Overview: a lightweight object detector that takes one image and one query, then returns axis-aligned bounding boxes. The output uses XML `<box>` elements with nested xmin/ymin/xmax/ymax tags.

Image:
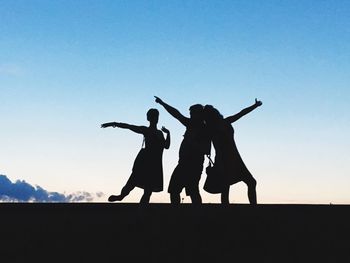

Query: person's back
<box><xmin>144</xmin><ymin>127</ymin><xmax>167</xmax><ymax>156</ymax></box>
<box><xmin>179</xmin><ymin>119</ymin><xmax>209</xmax><ymax>162</ymax></box>
<box><xmin>211</xmin><ymin>119</ymin><xmax>238</xmax><ymax>164</ymax></box>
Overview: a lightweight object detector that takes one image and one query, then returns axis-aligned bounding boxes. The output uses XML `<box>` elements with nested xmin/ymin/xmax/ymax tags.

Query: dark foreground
<box><xmin>0</xmin><ymin>203</ymin><xmax>349</xmax><ymax>262</ymax></box>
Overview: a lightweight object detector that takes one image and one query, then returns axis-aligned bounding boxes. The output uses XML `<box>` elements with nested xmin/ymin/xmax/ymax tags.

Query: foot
<box><xmin>108</xmin><ymin>195</ymin><xmax>123</xmax><ymax>202</ymax></box>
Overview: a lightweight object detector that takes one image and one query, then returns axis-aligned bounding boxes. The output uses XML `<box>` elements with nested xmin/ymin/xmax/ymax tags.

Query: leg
<box><xmin>108</xmin><ymin>178</ymin><xmax>135</xmax><ymax>202</ymax></box>
<box><xmin>189</xmin><ymin>186</ymin><xmax>202</xmax><ymax>204</ymax></box>
<box><xmin>221</xmin><ymin>185</ymin><xmax>230</xmax><ymax>205</ymax></box>
<box><xmin>244</xmin><ymin>176</ymin><xmax>257</xmax><ymax>205</ymax></box>
<box><xmin>187</xmin><ymin>162</ymin><xmax>203</xmax><ymax>205</ymax></box>
<box><xmin>140</xmin><ymin>189</ymin><xmax>152</xmax><ymax>204</ymax></box>
<box><xmin>170</xmin><ymin>192</ymin><xmax>181</xmax><ymax>204</ymax></box>
<box><xmin>190</xmin><ymin>192</ymin><xmax>202</xmax><ymax>204</ymax></box>
<box><xmin>168</xmin><ymin>165</ymin><xmax>183</xmax><ymax>204</ymax></box>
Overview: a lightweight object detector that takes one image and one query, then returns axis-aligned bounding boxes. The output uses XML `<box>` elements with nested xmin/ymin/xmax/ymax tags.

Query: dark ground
<box><xmin>0</xmin><ymin>203</ymin><xmax>349</xmax><ymax>262</ymax></box>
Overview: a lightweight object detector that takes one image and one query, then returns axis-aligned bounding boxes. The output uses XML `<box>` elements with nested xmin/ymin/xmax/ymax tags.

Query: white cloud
<box><xmin>0</xmin><ymin>174</ymin><xmax>105</xmax><ymax>202</ymax></box>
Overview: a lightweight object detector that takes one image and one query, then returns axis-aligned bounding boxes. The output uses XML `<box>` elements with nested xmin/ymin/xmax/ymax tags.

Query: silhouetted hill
<box><xmin>0</xmin><ymin>203</ymin><xmax>349</xmax><ymax>262</ymax></box>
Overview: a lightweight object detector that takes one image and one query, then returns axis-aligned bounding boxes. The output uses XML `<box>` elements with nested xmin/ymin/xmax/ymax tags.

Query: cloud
<box><xmin>0</xmin><ymin>174</ymin><xmax>104</xmax><ymax>202</ymax></box>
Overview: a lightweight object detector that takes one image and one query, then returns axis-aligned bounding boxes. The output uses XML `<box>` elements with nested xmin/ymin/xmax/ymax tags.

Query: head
<box><xmin>203</xmin><ymin>105</ymin><xmax>223</xmax><ymax>125</ymax></box>
<box><xmin>189</xmin><ymin>104</ymin><xmax>204</xmax><ymax>121</ymax></box>
<box><xmin>147</xmin><ymin>108</ymin><xmax>159</xmax><ymax>124</ymax></box>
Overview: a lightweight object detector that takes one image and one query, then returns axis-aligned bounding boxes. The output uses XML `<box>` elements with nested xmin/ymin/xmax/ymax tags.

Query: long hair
<box><xmin>204</xmin><ymin>105</ymin><xmax>223</xmax><ymax>121</ymax></box>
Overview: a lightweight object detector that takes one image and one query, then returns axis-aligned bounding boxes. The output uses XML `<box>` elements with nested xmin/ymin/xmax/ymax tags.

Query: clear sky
<box><xmin>1</xmin><ymin>0</ymin><xmax>349</xmax><ymax>203</ymax></box>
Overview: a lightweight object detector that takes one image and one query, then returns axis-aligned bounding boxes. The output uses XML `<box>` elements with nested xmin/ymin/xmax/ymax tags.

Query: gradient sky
<box><xmin>1</xmin><ymin>0</ymin><xmax>349</xmax><ymax>203</ymax></box>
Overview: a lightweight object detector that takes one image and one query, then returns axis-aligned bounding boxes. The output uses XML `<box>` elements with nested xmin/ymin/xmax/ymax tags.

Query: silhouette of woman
<box><xmin>101</xmin><ymin>109</ymin><xmax>170</xmax><ymax>204</ymax></box>
<box><xmin>203</xmin><ymin>99</ymin><xmax>262</xmax><ymax>204</ymax></box>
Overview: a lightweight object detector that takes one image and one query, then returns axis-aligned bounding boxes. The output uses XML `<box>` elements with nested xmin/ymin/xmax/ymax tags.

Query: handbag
<box><xmin>203</xmin><ymin>155</ymin><xmax>225</xmax><ymax>194</ymax></box>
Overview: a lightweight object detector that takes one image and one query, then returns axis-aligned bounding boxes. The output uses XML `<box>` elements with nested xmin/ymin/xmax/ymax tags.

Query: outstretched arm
<box><xmin>161</xmin><ymin>126</ymin><xmax>171</xmax><ymax>149</ymax></box>
<box><xmin>101</xmin><ymin>122</ymin><xmax>118</xmax><ymax>128</ymax></box>
<box><xmin>155</xmin><ymin>96</ymin><xmax>189</xmax><ymax>126</ymax></box>
<box><xmin>101</xmin><ymin>122</ymin><xmax>145</xmax><ymax>134</ymax></box>
<box><xmin>225</xmin><ymin>99</ymin><xmax>262</xmax><ymax>123</ymax></box>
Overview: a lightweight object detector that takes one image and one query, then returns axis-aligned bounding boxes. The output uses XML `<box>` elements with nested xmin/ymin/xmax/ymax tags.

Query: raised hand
<box><xmin>161</xmin><ymin>126</ymin><xmax>170</xmax><ymax>134</ymax></box>
<box><xmin>154</xmin><ymin>96</ymin><xmax>163</xmax><ymax>104</ymax></box>
<box><xmin>255</xmin><ymin>98</ymin><xmax>262</xmax><ymax>107</ymax></box>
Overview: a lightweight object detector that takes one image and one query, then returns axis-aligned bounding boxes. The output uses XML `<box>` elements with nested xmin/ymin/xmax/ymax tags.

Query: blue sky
<box><xmin>1</xmin><ymin>0</ymin><xmax>349</xmax><ymax>203</ymax></box>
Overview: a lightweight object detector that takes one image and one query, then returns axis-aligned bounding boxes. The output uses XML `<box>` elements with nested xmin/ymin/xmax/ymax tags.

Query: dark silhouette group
<box><xmin>101</xmin><ymin>97</ymin><xmax>262</xmax><ymax>205</ymax></box>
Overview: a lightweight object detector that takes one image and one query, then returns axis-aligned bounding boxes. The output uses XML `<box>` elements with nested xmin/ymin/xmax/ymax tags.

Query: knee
<box><xmin>246</xmin><ymin>177</ymin><xmax>257</xmax><ymax>188</ymax></box>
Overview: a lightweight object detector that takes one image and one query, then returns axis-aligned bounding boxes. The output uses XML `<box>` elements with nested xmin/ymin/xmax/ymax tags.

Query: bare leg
<box><xmin>244</xmin><ymin>176</ymin><xmax>257</xmax><ymax>205</ymax></box>
<box><xmin>140</xmin><ymin>189</ymin><xmax>152</xmax><ymax>204</ymax></box>
<box><xmin>190</xmin><ymin>189</ymin><xmax>202</xmax><ymax>204</ymax></box>
<box><xmin>221</xmin><ymin>186</ymin><xmax>230</xmax><ymax>205</ymax></box>
<box><xmin>108</xmin><ymin>180</ymin><xmax>135</xmax><ymax>202</ymax></box>
<box><xmin>170</xmin><ymin>193</ymin><xmax>181</xmax><ymax>204</ymax></box>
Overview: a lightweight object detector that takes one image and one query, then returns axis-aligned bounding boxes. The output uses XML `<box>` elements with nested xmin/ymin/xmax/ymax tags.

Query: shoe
<box><xmin>108</xmin><ymin>195</ymin><xmax>122</xmax><ymax>202</ymax></box>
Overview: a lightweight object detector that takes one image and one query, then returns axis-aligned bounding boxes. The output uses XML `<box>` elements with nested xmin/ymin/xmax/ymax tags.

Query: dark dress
<box><xmin>209</xmin><ymin>119</ymin><xmax>253</xmax><ymax>190</ymax></box>
<box><xmin>129</xmin><ymin>127</ymin><xmax>166</xmax><ymax>192</ymax></box>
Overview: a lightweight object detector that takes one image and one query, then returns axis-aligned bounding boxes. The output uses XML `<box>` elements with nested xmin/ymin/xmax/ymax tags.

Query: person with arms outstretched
<box><xmin>203</xmin><ymin>99</ymin><xmax>262</xmax><ymax>204</ymax></box>
<box><xmin>155</xmin><ymin>96</ymin><xmax>210</xmax><ymax>204</ymax></box>
<box><xmin>101</xmin><ymin>108</ymin><xmax>170</xmax><ymax>204</ymax></box>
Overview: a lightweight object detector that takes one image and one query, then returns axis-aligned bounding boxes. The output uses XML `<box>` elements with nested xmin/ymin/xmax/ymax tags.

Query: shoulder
<box><xmin>157</xmin><ymin>129</ymin><xmax>165</xmax><ymax>138</ymax></box>
<box><xmin>223</xmin><ymin>117</ymin><xmax>231</xmax><ymax>123</ymax></box>
<box><xmin>138</xmin><ymin>126</ymin><xmax>148</xmax><ymax>133</ymax></box>
<box><xmin>222</xmin><ymin>118</ymin><xmax>232</xmax><ymax>127</ymax></box>
<box><xmin>181</xmin><ymin>117</ymin><xmax>190</xmax><ymax>127</ymax></box>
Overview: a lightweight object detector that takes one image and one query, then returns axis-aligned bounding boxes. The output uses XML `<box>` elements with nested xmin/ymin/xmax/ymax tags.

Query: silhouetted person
<box><xmin>203</xmin><ymin>99</ymin><xmax>262</xmax><ymax>205</ymax></box>
<box><xmin>101</xmin><ymin>109</ymin><xmax>170</xmax><ymax>204</ymax></box>
<box><xmin>155</xmin><ymin>96</ymin><xmax>210</xmax><ymax>204</ymax></box>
